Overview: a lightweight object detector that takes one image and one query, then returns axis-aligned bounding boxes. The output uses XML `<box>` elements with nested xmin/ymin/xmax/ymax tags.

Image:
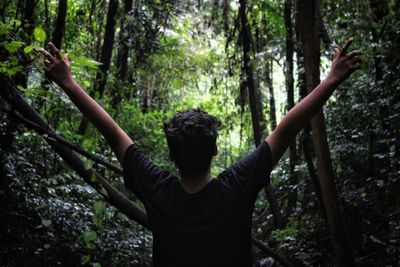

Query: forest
<box><xmin>0</xmin><ymin>0</ymin><xmax>399</xmax><ymax>266</ymax></box>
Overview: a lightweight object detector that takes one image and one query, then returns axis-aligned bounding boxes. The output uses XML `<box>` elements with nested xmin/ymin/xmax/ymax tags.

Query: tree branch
<box><xmin>11</xmin><ymin>111</ymin><xmax>123</xmax><ymax>175</ymax></box>
<box><xmin>252</xmin><ymin>239</ymin><xmax>294</xmax><ymax>267</ymax></box>
<box><xmin>0</xmin><ymin>74</ymin><xmax>149</xmax><ymax>229</ymax></box>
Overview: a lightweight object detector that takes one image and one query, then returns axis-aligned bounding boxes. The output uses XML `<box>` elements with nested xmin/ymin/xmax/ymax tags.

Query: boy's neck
<box><xmin>180</xmin><ymin>171</ymin><xmax>212</xmax><ymax>194</ymax></box>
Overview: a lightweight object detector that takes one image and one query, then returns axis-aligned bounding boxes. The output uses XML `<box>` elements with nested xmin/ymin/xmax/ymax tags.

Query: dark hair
<box><xmin>163</xmin><ymin>108</ymin><xmax>220</xmax><ymax>176</ymax></box>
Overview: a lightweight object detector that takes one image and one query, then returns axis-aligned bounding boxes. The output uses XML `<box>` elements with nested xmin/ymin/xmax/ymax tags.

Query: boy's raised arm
<box><xmin>266</xmin><ymin>38</ymin><xmax>362</xmax><ymax>169</ymax></box>
<box><xmin>40</xmin><ymin>42</ymin><xmax>133</xmax><ymax>164</ymax></box>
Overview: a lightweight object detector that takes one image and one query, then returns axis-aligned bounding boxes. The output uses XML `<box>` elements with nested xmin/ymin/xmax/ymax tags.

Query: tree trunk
<box><xmin>294</xmin><ymin>0</ymin><xmax>325</xmax><ymax>217</ymax></box>
<box><xmin>266</xmin><ymin>58</ymin><xmax>276</xmax><ymax>132</ymax></box>
<box><xmin>112</xmin><ymin>0</ymin><xmax>133</xmax><ymax>108</ymax></box>
<box><xmin>284</xmin><ymin>0</ymin><xmax>298</xmax><ymax>215</ymax></box>
<box><xmin>239</xmin><ymin>0</ymin><xmax>263</xmax><ymax>146</ymax></box>
<box><xmin>78</xmin><ymin>0</ymin><xmax>119</xmax><ymax>134</ymax></box>
<box><xmin>239</xmin><ymin>0</ymin><xmax>284</xmax><ymax>229</ymax></box>
<box><xmin>223</xmin><ymin>0</ymin><xmax>229</xmax><ymax>34</ymax></box>
<box><xmin>368</xmin><ymin>0</ymin><xmax>391</xmax><ymax>178</ymax></box>
<box><xmin>298</xmin><ymin>1</ymin><xmax>355</xmax><ymax>266</ymax></box>
<box><xmin>44</xmin><ymin>0</ymin><xmax>50</xmax><ymax>38</ymax></box>
<box><xmin>14</xmin><ymin>0</ymin><xmax>36</xmax><ymax>88</ymax></box>
<box><xmin>51</xmin><ymin>0</ymin><xmax>67</xmax><ymax>49</ymax></box>
<box><xmin>21</xmin><ymin>0</ymin><xmax>35</xmax><ymax>43</ymax></box>
<box><xmin>116</xmin><ymin>0</ymin><xmax>133</xmax><ymax>81</ymax></box>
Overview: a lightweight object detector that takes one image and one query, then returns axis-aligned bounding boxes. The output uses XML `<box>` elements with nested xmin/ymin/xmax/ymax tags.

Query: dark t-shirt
<box><xmin>123</xmin><ymin>141</ymin><xmax>272</xmax><ymax>267</ymax></box>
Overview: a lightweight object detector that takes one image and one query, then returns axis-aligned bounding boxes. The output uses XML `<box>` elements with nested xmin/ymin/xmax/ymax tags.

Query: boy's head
<box><xmin>164</xmin><ymin>108</ymin><xmax>219</xmax><ymax>177</ymax></box>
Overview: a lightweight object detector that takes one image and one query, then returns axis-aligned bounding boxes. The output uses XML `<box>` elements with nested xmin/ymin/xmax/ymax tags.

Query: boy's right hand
<box><xmin>39</xmin><ymin>42</ymin><xmax>72</xmax><ymax>87</ymax></box>
<box><xmin>327</xmin><ymin>38</ymin><xmax>362</xmax><ymax>84</ymax></box>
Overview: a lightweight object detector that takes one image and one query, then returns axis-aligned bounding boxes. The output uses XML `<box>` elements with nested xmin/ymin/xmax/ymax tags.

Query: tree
<box><xmin>116</xmin><ymin>0</ymin><xmax>133</xmax><ymax>81</ymax></box>
<box><xmin>266</xmin><ymin>57</ymin><xmax>277</xmax><ymax>132</ymax></box>
<box><xmin>51</xmin><ymin>0</ymin><xmax>67</xmax><ymax>49</ymax></box>
<box><xmin>298</xmin><ymin>0</ymin><xmax>355</xmax><ymax>265</ymax></box>
<box><xmin>239</xmin><ymin>0</ymin><xmax>284</xmax><ymax>229</ymax></box>
<box><xmin>284</xmin><ymin>0</ymin><xmax>298</xmax><ymax>215</ymax></box>
<box><xmin>78</xmin><ymin>0</ymin><xmax>119</xmax><ymax>134</ymax></box>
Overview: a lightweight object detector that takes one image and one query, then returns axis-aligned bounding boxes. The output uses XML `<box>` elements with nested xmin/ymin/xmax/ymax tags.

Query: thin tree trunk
<box><xmin>112</xmin><ymin>0</ymin><xmax>133</xmax><ymax>108</ymax></box>
<box><xmin>298</xmin><ymin>1</ymin><xmax>355</xmax><ymax>265</ymax></box>
<box><xmin>51</xmin><ymin>0</ymin><xmax>67</xmax><ymax>49</ymax></box>
<box><xmin>301</xmin><ymin>124</ymin><xmax>325</xmax><ymax>218</ymax></box>
<box><xmin>284</xmin><ymin>0</ymin><xmax>298</xmax><ymax>215</ymax></box>
<box><xmin>239</xmin><ymin>0</ymin><xmax>284</xmax><ymax>229</ymax></box>
<box><xmin>78</xmin><ymin>0</ymin><xmax>119</xmax><ymax>134</ymax></box>
<box><xmin>44</xmin><ymin>0</ymin><xmax>50</xmax><ymax>38</ymax></box>
<box><xmin>239</xmin><ymin>0</ymin><xmax>263</xmax><ymax>146</ymax></box>
<box><xmin>116</xmin><ymin>0</ymin><xmax>133</xmax><ymax>81</ymax></box>
<box><xmin>22</xmin><ymin>0</ymin><xmax>35</xmax><ymax>43</ymax></box>
<box><xmin>266</xmin><ymin>58</ymin><xmax>276</xmax><ymax>132</ymax></box>
<box><xmin>14</xmin><ymin>0</ymin><xmax>35</xmax><ymax>88</ymax></box>
<box><xmin>294</xmin><ymin>0</ymin><xmax>325</xmax><ymax>217</ymax></box>
<box><xmin>223</xmin><ymin>0</ymin><xmax>229</xmax><ymax>34</ymax></box>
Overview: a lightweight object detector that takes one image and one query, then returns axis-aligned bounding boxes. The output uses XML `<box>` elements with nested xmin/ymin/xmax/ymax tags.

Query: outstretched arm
<box><xmin>40</xmin><ymin>42</ymin><xmax>133</xmax><ymax>164</ymax></box>
<box><xmin>266</xmin><ymin>38</ymin><xmax>362</xmax><ymax>169</ymax></box>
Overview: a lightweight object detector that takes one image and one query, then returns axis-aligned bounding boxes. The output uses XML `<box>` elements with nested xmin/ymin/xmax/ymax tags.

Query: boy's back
<box><xmin>123</xmin><ymin>141</ymin><xmax>272</xmax><ymax>266</ymax></box>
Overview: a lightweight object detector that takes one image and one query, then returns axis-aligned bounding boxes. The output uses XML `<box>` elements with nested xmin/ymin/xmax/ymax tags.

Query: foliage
<box><xmin>0</xmin><ymin>0</ymin><xmax>399</xmax><ymax>266</ymax></box>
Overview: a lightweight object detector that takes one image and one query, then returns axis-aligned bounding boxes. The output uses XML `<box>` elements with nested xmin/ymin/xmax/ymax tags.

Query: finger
<box><xmin>64</xmin><ymin>53</ymin><xmax>71</xmax><ymax>67</ymax></box>
<box><xmin>350</xmin><ymin>62</ymin><xmax>362</xmax><ymax>70</ymax></box>
<box><xmin>39</xmin><ymin>49</ymin><xmax>56</xmax><ymax>62</ymax></box>
<box><xmin>48</xmin><ymin>42</ymin><xmax>62</xmax><ymax>59</ymax></box>
<box><xmin>350</xmin><ymin>59</ymin><xmax>362</xmax><ymax>68</ymax></box>
<box><xmin>340</xmin><ymin>37</ymin><xmax>353</xmax><ymax>56</ymax></box>
<box><xmin>350</xmin><ymin>57</ymin><xmax>362</xmax><ymax>64</ymax></box>
<box><xmin>349</xmin><ymin>60</ymin><xmax>362</xmax><ymax>68</ymax></box>
<box><xmin>347</xmin><ymin>50</ymin><xmax>362</xmax><ymax>59</ymax></box>
<box><xmin>333</xmin><ymin>48</ymin><xmax>339</xmax><ymax>60</ymax></box>
<box><xmin>44</xmin><ymin>59</ymin><xmax>51</xmax><ymax>66</ymax></box>
<box><xmin>349</xmin><ymin>56</ymin><xmax>362</xmax><ymax>63</ymax></box>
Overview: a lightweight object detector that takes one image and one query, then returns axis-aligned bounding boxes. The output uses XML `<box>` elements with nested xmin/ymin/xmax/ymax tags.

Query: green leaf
<box><xmin>92</xmin><ymin>216</ymin><xmax>103</xmax><ymax>230</ymax></box>
<box><xmin>84</xmin><ymin>160</ymin><xmax>93</xmax><ymax>170</ymax></box>
<box><xmin>100</xmin><ymin>187</ymin><xmax>108</xmax><ymax>198</ymax></box>
<box><xmin>90</xmin><ymin>172</ymin><xmax>96</xmax><ymax>182</ymax></box>
<box><xmin>33</xmin><ymin>26</ymin><xmax>46</xmax><ymax>42</ymax></box>
<box><xmin>42</xmin><ymin>219</ymin><xmax>52</xmax><ymax>227</ymax></box>
<box><xmin>24</xmin><ymin>45</ymin><xmax>35</xmax><ymax>54</ymax></box>
<box><xmin>83</xmin><ymin>80</ymin><xmax>91</xmax><ymax>87</ymax></box>
<box><xmin>3</xmin><ymin>41</ymin><xmax>25</xmax><ymax>53</ymax></box>
<box><xmin>83</xmin><ymin>231</ymin><xmax>97</xmax><ymax>243</ymax></box>
<box><xmin>68</xmin><ymin>53</ymin><xmax>102</xmax><ymax>70</ymax></box>
<box><xmin>94</xmin><ymin>201</ymin><xmax>106</xmax><ymax>214</ymax></box>
<box><xmin>82</xmin><ymin>255</ymin><xmax>91</xmax><ymax>265</ymax></box>
<box><xmin>92</xmin><ymin>263</ymin><xmax>101</xmax><ymax>267</ymax></box>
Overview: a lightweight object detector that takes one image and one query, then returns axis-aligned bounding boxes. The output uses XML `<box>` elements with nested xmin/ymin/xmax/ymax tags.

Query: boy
<box><xmin>40</xmin><ymin>39</ymin><xmax>361</xmax><ymax>266</ymax></box>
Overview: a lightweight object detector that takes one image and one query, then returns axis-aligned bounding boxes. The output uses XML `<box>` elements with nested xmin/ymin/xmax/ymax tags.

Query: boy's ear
<box><xmin>213</xmin><ymin>145</ymin><xmax>218</xmax><ymax>156</ymax></box>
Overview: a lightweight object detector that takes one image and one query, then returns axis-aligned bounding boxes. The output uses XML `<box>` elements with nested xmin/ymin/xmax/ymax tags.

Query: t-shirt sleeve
<box><xmin>218</xmin><ymin>140</ymin><xmax>272</xmax><ymax>194</ymax></box>
<box><xmin>122</xmin><ymin>143</ymin><xmax>171</xmax><ymax>201</ymax></box>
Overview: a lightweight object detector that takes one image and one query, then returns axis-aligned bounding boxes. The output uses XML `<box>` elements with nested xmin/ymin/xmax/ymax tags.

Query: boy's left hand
<box><xmin>328</xmin><ymin>38</ymin><xmax>362</xmax><ymax>84</ymax></box>
<box><xmin>39</xmin><ymin>42</ymin><xmax>72</xmax><ymax>87</ymax></box>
